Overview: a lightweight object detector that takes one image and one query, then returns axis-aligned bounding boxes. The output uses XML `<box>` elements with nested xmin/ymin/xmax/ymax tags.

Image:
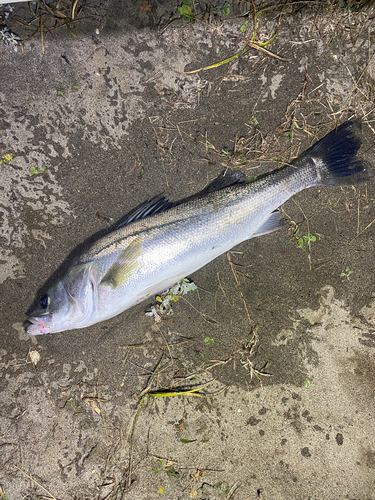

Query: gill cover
<box><xmin>64</xmin><ymin>262</ymin><xmax>98</xmax><ymax>328</ymax></box>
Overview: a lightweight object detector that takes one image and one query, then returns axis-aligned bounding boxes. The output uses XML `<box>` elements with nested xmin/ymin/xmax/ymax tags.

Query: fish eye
<box><xmin>40</xmin><ymin>294</ymin><xmax>50</xmax><ymax>309</ymax></box>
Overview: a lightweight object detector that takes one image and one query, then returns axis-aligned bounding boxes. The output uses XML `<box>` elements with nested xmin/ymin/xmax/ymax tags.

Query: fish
<box><xmin>26</xmin><ymin>120</ymin><xmax>373</xmax><ymax>334</ymax></box>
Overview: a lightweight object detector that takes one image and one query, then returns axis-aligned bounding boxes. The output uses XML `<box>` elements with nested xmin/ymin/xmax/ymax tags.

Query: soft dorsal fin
<box><xmin>200</xmin><ymin>169</ymin><xmax>247</xmax><ymax>194</ymax></box>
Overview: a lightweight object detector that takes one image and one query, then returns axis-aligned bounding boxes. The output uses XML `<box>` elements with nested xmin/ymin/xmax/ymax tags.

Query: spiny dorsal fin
<box><xmin>116</xmin><ymin>195</ymin><xmax>173</xmax><ymax>229</ymax></box>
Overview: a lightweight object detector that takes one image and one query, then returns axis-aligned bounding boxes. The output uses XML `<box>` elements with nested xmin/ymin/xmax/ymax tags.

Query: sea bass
<box><xmin>26</xmin><ymin>120</ymin><xmax>372</xmax><ymax>334</ymax></box>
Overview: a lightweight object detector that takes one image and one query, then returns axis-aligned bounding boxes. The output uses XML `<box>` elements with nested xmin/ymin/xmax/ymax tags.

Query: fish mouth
<box><xmin>26</xmin><ymin>315</ymin><xmax>53</xmax><ymax>335</ymax></box>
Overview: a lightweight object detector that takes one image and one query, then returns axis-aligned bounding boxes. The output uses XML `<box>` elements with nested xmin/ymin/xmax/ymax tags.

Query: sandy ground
<box><xmin>1</xmin><ymin>1</ymin><xmax>375</xmax><ymax>499</ymax></box>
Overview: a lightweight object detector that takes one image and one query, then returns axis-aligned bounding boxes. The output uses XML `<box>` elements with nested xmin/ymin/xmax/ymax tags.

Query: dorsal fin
<box><xmin>115</xmin><ymin>169</ymin><xmax>246</xmax><ymax>229</ymax></box>
<box><xmin>116</xmin><ymin>195</ymin><xmax>173</xmax><ymax>229</ymax></box>
<box><xmin>200</xmin><ymin>169</ymin><xmax>247</xmax><ymax>194</ymax></box>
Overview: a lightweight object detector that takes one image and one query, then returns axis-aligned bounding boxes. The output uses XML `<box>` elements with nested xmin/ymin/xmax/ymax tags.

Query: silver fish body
<box><xmin>26</xmin><ymin>120</ymin><xmax>372</xmax><ymax>334</ymax></box>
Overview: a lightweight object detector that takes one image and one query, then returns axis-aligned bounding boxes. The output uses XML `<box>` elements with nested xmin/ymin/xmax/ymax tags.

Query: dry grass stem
<box><xmin>14</xmin><ymin>466</ymin><xmax>58</xmax><ymax>500</ymax></box>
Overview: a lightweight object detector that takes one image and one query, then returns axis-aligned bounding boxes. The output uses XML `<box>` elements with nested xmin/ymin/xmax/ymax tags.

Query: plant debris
<box><xmin>146</xmin><ymin>278</ymin><xmax>197</xmax><ymax>321</ymax></box>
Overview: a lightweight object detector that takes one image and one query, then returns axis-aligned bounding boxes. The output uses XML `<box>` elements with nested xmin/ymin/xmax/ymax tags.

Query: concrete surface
<box><xmin>0</xmin><ymin>1</ymin><xmax>375</xmax><ymax>499</ymax></box>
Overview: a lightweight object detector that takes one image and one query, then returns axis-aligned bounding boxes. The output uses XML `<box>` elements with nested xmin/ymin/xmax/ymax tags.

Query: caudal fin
<box><xmin>309</xmin><ymin>120</ymin><xmax>373</xmax><ymax>185</ymax></box>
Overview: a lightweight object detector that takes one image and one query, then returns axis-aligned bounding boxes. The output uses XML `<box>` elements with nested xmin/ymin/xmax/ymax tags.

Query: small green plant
<box><xmin>178</xmin><ymin>0</ymin><xmax>193</xmax><ymax>21</ymax></box>
<box><xmin>341</xmin><ymin>267</ymin><xmax>354</xmax><ymax>279</ymax></box>
<box><xmin>240</xmin><ymin>19</ymin><xmax>250</xmax><ymax>32</ymax></box>
<box><xmin>217</xmin><ymin>2</ymin><xmax>230</xmax><ymax>16</ymax></box>
<box><xmin>204</xmin><ymin>337</ymin><xmax>214</xmax><ymax>346</ymax></box>
<box><xmin>214</xmin><ymin>481</ymin><xmax>230</xmax><ymax>492</ymax></box>
<box><xmin>296</xmin><ymin>232</ymin><xmax>316</xmax><ymax>252</ymax></box>
<box><xmin>248</xmin><ymin>115</ymin><xmax>258</xmax><ymax>126</ymax></box>
<box><xmin>57</xmin><ymin>90</ymin><xmax>64</xmax><ymax>96</ymax></box>
<box><xmin>199</xmin><ymin>352</ymin><xmax>205</xmax><ymax>367</ymax></box>
<box><xmin>29</xmin><ymin>165</ymin><xmax>46</xmax><ymax>175</ymax></box>
<box><xmin>304</xmin><ymin>378</ymin><xmax>311</xmax><ymax>388</ymax></box>
<box><xmin>167</xmin><ymin>467</ymin><xmax>182</xmax><ymax>478</ymax></box>
<box><xmin>153</xmin><ymin>459</ymin><xmax>163</xmax><ymax>473</ymax></box>
<box><xmin>284</xmin><ymin>121</ymin><xmax>297</xmax><ymax>139</ymax></box>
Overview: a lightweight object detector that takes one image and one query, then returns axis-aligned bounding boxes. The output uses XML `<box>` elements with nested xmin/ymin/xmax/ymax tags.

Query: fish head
<box><xmin>26</xmin><ymin>262</ymin><xmax>98</xmax><ymax>335</ymax></box>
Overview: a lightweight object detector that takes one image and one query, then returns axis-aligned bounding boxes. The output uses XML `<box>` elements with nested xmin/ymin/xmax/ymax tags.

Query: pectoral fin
<box><xmin>252</xmin><ymin>211</ymin><xmax>286</xmax><ymax>238</ymax></box>
<box><xmin>100</xmin><ymin>238</ymin><xmax>142</xmax><ymax>289</ymax></box>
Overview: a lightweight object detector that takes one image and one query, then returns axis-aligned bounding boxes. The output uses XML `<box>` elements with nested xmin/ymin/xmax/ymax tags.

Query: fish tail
<box><xmin>309</xmin><ymin>120</ymin><xmax>373</xmax><ymax>186</ymax></box>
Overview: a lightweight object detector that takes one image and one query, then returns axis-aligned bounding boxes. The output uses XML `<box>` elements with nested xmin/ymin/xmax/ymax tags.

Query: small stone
<box><xmin>336</xmin><ymin>433</ymin><xmax>344</xmax><ymax>446</ymax></box>
<box><xmin>301</xmin><ymin>447</ymin><xmax>311</xmax><ymax>458</ymax></box>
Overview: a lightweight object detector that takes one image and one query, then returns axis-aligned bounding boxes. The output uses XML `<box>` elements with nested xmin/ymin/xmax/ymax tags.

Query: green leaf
<box><xmin>153</xmin><ymin>458</ymin><xmax>163</xmax><ymax>472</ymax></box>
<box><xmin>297</xmin><ymin>233</ymin><xmax>316</xmax><ymax>251</ymax></box>
<box><xmin>180</xmin><ymin>438</ymin><xmax>196</xmax><ymax>443</ymax></box>
<box><xmin>240</xmin><ymin>20</ymin><xmax>249</xmax><ymax>33</ymax></box>
<box><xmin>178</xmin><ymin>4</ymin><xmax>192</xmax><ymax>20</ymax></box>
<box><xmin>57</xmin><ymin>90</ymin><xmax>64</xmax><ymax>96</ymax></box>
<box><xmin>181</xmin><ymin>281</ymin><xmax>197</xmax><ymax>293</ymax></box>
<box><xmin>167</xmin><ymin>467</ymin><xmax>181</xmax><ymax>478</ymax></box>
<box><xmin>30</xmin><ymin>165</ymin><xmax>46</xmax><ymax>175</ymax></box>
<box><xmin>304</xmin><ymin>378</ymin><xmax>311</xmax><ymax>388</ymax></box>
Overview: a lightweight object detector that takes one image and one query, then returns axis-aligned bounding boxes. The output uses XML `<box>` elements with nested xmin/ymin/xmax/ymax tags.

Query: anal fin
<box><xmin>252</xmin><ymin>211</ymin><xmax>286</xmax><ymax>238</ymax></box>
